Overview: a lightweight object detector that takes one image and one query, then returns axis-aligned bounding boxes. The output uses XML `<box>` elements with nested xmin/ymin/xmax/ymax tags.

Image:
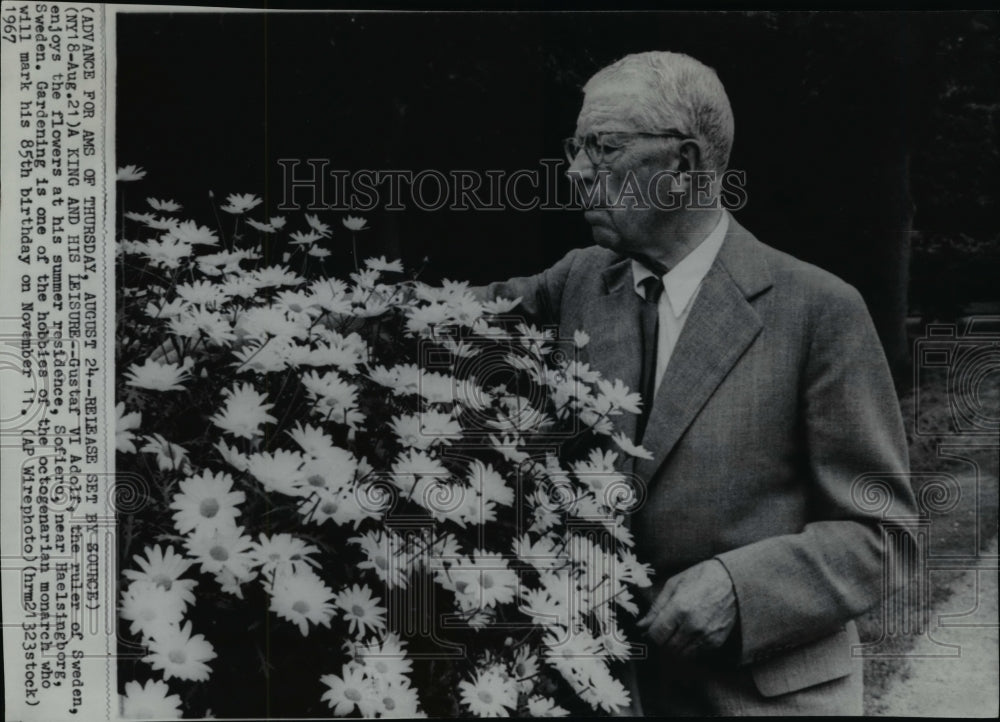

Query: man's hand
<box><xmin>636</xmin><ymin>559</ymin><xmax>738</xmax><ymax>658</ymax></box>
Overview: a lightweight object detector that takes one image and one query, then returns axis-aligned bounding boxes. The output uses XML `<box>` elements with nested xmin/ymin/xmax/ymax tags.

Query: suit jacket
<box><xmin>482</xmin><ymin>217</ymin><xmax>917</xmax><ymax>715</ymax></box>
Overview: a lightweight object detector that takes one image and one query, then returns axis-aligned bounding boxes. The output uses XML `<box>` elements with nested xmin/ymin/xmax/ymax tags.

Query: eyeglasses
<box><xmin>563</xmin><ymin>130</ymin><xmax>693</xmax><ymax>166</ymax></box>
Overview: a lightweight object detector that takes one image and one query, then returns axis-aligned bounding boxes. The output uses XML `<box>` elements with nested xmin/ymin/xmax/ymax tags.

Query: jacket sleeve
<box><xmin>714</xmin><ymin>281</ymin><xmax>918</xmax><ymax>665</ymax></box>
<box><xmin>474</xmin><ymin>248</ymin><xmax>584</xmax><ymax>327</ymax></box>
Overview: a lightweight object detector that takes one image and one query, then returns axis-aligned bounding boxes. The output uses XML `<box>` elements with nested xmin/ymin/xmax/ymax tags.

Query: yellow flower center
<box><xmin>351</xmin><ymin>604</ymin><xmax>366</xmax><ymax>617</ymax></box>
<box><xmin>200</xmin><ymin>498</ymin><xmax>220</xmax><ymax>518</ymax></box>
<box><xmin>345</xmin><ymin>688</ymin><xmax>362</xmax><ymax>702</ymax></box>
<box><xmin>209</xmin><ymin>545</ymin><xmax>229</xmax><ymax>562</ymax></box>
<box><xmin>477</xmin><ymin>690</ymin><xmax>493</xmax><ymax>704</ymax></box>
<box><xmin>168</xmin><ymin>650</ymin><xmax>187</xmax><ymax>665</ymax></box>
<box><xmin>292</xmin><ymin>600</ymin><xmax>310</xmax><ymax>615</ymax></box>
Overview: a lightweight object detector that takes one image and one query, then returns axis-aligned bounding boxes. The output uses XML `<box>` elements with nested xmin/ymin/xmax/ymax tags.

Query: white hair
<box><xmin>583</xmin><ymin>51</ymin><xmax>735</xmax><ymax>171</ymax></box>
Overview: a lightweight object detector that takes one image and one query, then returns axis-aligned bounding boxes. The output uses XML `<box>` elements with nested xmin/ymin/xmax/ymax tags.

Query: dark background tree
<box><xmin>117</xmin><ymin>10</ymin><xmax>1000</xmax><ymax>374</ymax></box>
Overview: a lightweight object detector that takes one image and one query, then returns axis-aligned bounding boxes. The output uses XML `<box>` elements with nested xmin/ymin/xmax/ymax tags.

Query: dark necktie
<box><xmin>636</xmin><ymin>275</ymin><xmax>664</xmax><ymax>442</ymax></box>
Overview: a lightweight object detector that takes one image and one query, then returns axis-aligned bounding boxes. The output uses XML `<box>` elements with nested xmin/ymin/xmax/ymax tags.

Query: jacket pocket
<box><xmin>750</xmin><ymin>622</ymin><xmax>859</xmax><ymax>698</ymax></box>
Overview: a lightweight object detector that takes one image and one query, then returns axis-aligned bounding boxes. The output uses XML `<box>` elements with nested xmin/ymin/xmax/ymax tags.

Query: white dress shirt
<box><xmin>631</xmin><ymin>211</ymin><xmax>729</xmax><ymax>395</ymax></box>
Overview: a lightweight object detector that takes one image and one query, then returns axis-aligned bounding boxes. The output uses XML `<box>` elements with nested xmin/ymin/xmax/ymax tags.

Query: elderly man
<box><xmin>481</xmin><ymin>51</ymin><xmax>917</xmax><ymax>715</ymax></box>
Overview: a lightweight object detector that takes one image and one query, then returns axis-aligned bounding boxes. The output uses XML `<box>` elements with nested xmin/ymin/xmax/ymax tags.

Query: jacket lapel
<box><xmin>634</xmin><ymin>220</ymin><xmax>773</xmax><ymax>482</ymax></box>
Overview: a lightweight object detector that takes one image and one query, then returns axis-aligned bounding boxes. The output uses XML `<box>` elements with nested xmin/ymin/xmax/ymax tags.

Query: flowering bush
<box><xmin>115</xmin><ymin>170</ymin><xmax>655</xmax><ymax>718</ymax></box>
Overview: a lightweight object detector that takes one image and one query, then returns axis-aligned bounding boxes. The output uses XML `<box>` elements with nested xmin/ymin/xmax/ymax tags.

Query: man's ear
<box><xmin>676</xmin><ymin>139</ymin><xmax>704</xmax><ymax>173</ymax></box>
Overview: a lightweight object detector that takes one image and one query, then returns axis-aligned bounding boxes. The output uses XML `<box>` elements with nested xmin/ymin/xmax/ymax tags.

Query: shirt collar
<box><xmin>632</xmin><ymin>210</ymin><xmax>729</xmax><ymax>317</ymax></box>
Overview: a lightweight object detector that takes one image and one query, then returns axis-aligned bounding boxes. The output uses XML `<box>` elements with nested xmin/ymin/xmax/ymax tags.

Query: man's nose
<box><xmin>566</xmin><ymin>147</ymin><xmax>596</xmax><ymax>181</ymax></box>
<box><xmin>565</xmin><ymin>149</ymin><xmax>598</xmax><ymax>205</ymax></box>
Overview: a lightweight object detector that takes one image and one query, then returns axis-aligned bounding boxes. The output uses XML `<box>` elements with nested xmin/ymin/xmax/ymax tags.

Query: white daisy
<box><xmin>306</xmin><ymin>213</ymin><xmax>333</xmax><ymax>237</ymax></box>
<box><xmin>116</xmin><ymin>164</ymin><xmax>146</xmax><ymax>181</ymax></box>
<box><xmin>481</xmin><ymin>296</ymin><xmax>522</xmax><ymax>314</ymax></box>
<box><xmin>289</xmin><ymin>229</ymin><xmax>323</xmax><ymax>245</ymax></box>
<box><xmin>246</xmin><ymin>218</ymin><xmax>277</xmax><ymax>233</ymax></box>
<box><xmin>440</xmin><ymin>551</ymin><xmax>517</xmax><ymax>611</ymax></box>
<box><xmin>527</xmin><ymin>695</ymin><xmax>569</xmax><ymax>717</ymax></box>
<box><xmin>302</xmin><ymin>338</ymin><xmax>366</xmax><ymax>374</ymax></box>
<box><xmin>124</xmin><ymin>358</ymin><xmax>194</xmax><ymax>392</ymax></box>
<box><xmin>120</xmin><ymin>679</ymin><xmax>182</xmax><ymax>719</ymax></box>
<box><xmin>389</xmin><ymin>449</ymin><xmax>448</xmax><ymax>496</ymax></box>
<box><xmin>250</xmin><ymin>532</ymin><xmax>321</xmax><ymax>577</ymax></box>
<box><xmin>231</xmin><ymin>338</ymin><xmax>294</xmax><ymax>374</ymax></box>
<box><xmin>389</xmin><ymin>414</ymin><xmax>434</xmax><ymax>450</ymax></box>
<box><xmin>458</xmin><ymin>668</ymin><xmax>517</xmax><ymax>717</ymax></box>
<box><xmin>335</xmin><ymin>584</ymin><xmax>387</xmax><ymax>638</ymax></box>
<box><xmin>267</xmin><ymin>568</ymin><xmax>337</xmax><ymax>636</ymax></box>
<box><xmin>579</xmin><ymin>663</ymin><xmax>631</xmax><ymax>713</ymax></box>
<box><xmin>175</xmin><ymin>280</ymin><xmax>228</xmax><ymax>307</ymax></box>
<box><xmin>513</xmin><ymin>647</ymin><xmax>540</xmax><ymax>694</ymax></box>
<box><xmin>116</xmin><ymin>402</ymin><xmax>142</xmax><ymax>453</ymax></box>
<box><xmin>355</xmin><ymin>633</ymin><xmax>414</xmax><ymax>688</ymax></box>
<box><xmin>142</xmin><ymin>621</ymin><xmax>216</xmax><ymax>682</ymax></box>
<box><xmin>197</xmin><ymin>248</ymin><xmax>257</xmax><ymax>275</ymax></box>
<box><xmin>487</xmin><ymin>434</ymin><xmax>530</xmax><ymax>464</ymax></box>
<box><xmin>220</xmin><ymin>192</ymin><xmax>262</xmax><ymax>214</ymax></box>
<box><xmin>286</xmin><ymin>422</ymin><xmax>336</xmax><ymax>457</ymax></box>
<box><xmin>297</xmin><ymin>487</ymin><xmax>365</xmax><ymax>528</ymax></box>
<box><xmin>244</xmin><ymin>449</ymin><xmax>307</xmax><ymax>496</ymax></box>
<box><xmin>184</xmin><ymin>524</ymin><xmax>255</xmax><ymax>579</ymax></box>
<box><xmin>123</xmin><ymin>545</ymin><xmax>196</xmax><ymax>607</ymax></box>
<box><xmin>595</xmin><ymin>377</ymin><xmax>642</xmax><ymax>414</ymax></box>
<box><xmin>342</xmin><ymin>215</ymin><xmax>368</xmax><ymax>231</ymax></box>
<box><xmin>299</xmin><ymin>370</ymin><xmax>360</xmax><ymax>423</ymax></box>
<box><xmin>321</xmin><ymin>664</ymin><xmax>379</xmax><ymax>716</ymax></box>
<box><xmin>611</xmin><ymin>431</ymin><xmax>654</xmax><ymax>460</ymax></box>
<box><xmin>210</xmin><ymin>382</ymin><xmax>277</xmax><ymax>439</ymax></box>
<box><xmin>139</xmin><ymin>434</ymin><xmax>190</xmax><ymax>473</ymax></box>
<box><xmin>132</xmin><ymin>237</ymin><xmax>192</xmax><ymax>269</ymax></box>
<box><xmin>294</xmin><ymin>449</ymin><xmax>359</xmax><ymax>496</ymax></box>
<box><xmin>236</xmin><ymin>306</ymin><xmax>307</xmax><ymax>341</ymax></box>
<box><xmin>519</xmin><ymin>586</ymin><xmax>570</xmax><ymax>629</ymax></box>
<box><xmin>614</xmin><ymin>548</ymin><xmax>654</xmax><ymax>588</ymax></box>
<box><xmin>372</xmin><ymin>679</ymin><xmax>423</xmax><ymax>718</ymax></box>
<box><xmin>214</xmin><ymin>567</ymin><xmax>257</xmax><ymax>599</ymax></box>
<box><xmin>466</xmin><ymin>460</ymin><xmax>513</xmax><ymax>507</ymax></box>
<box><xmin>119</xmin><ymin>580</ymin><xmax>185</xmax><ymax>641</ymax></box>
<box><xmin>168</xmin><ymin>470</ymin><xmax>245</xmax><ymax>534</ymax></box>
<box><xmin>350</xmin><ymin>530</ymin><xmax>411</xmax><ymax>589</ymax></box>
<box><xmin>166</xmin><ymin>220</ymin><xmax>219</xmax><ymax>247</ymax></box>
<box><xmin>364</xmin><ymin>255</ymin><xmax>402</xmax><ymax>272</ymax></box>
<box><xmin>146</xmin><ymin>215</ymin><xmax>181</xmax><ymax>231</ymax></box>
<box><xmin>511</xmin><ymin>534</ymin><xmax>561</xmax><ymax>572</ymax></box>
<box><xmin>214</xmin><ymin>439</ymin><xmax>249</xmax><ymax>472</ymax></box>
